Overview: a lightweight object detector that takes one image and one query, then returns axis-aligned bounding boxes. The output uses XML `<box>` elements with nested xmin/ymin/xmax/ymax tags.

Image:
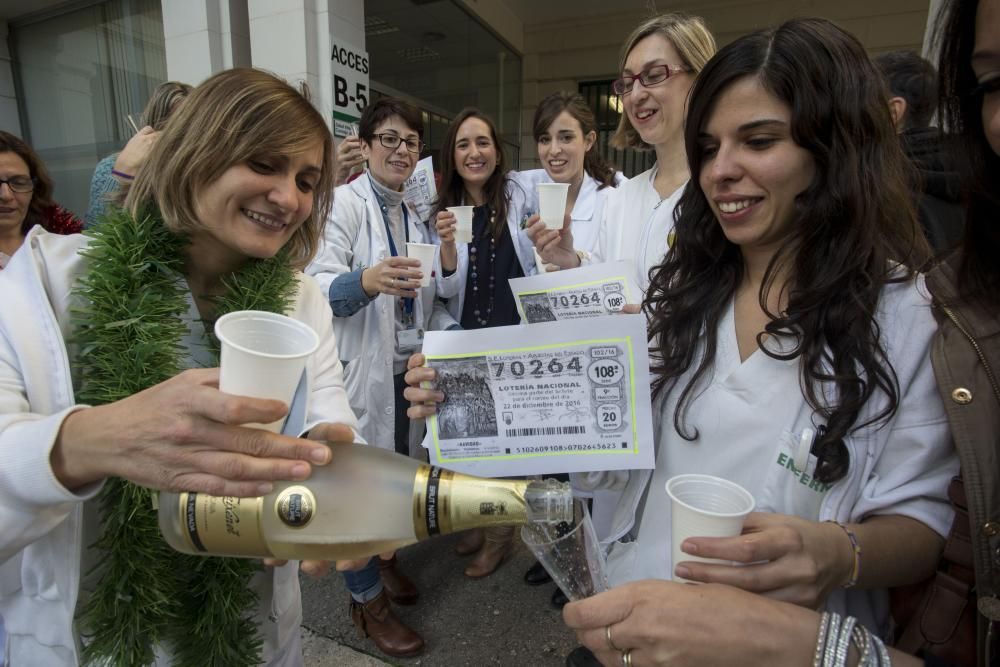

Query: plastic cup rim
<box><xmin>214</xmin><ymin>310</ymin><xmax>319</xmax><ymax>360</ymax></box>
<box><xmin>665</xmin><ymin>473</ymin><xmax>755</xmax><ymax>518</ymax></box>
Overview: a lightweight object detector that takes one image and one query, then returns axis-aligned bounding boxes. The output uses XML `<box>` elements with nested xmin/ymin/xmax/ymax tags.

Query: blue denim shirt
<box><xmin>328</xmin><ymin>268</ymin><xmax>374</xmax><ymax>317</ymax></box>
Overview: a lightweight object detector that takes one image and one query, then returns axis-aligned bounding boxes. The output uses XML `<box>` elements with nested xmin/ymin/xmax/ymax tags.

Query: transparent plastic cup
<box><xmin>214</xmin><ymin>311</ymin><xmax>319</xmax><ymax>433</ymax></box>
<box><xmin>521</xmin><ymin>500</ymin><xmax>608</xmax><ymax>601</ymax></box>
<box><xmin>406</xmin><ymin>242</ymin><xmax>437</xmax><ymax>287</ymax></box>
<box><xmin>537</xmin><ymin>182</ymin><xmax>570</xmax><ymax>229</ymax></box>
<box><xmin>666</xmin><ymin>473</ymin><xmax>755</xmax><ymax>582</ymax></box>
<box><xmin>447</xmin><ymin>205</ymin><xmax>474</xmax><ymax>243</ymax></box>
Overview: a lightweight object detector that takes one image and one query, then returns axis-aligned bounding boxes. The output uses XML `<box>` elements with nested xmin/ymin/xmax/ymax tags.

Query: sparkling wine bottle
<box><xmin>158</xmin><ymin>443</ymin><xmax>573</xmax><ymax>560</ymax></box>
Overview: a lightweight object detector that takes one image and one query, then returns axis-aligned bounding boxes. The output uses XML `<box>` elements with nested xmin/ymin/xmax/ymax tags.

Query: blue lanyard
<box><xmin>369</xmin><ymin>174</ymin><xmax>413</xmax><ymax>315</ymax></box>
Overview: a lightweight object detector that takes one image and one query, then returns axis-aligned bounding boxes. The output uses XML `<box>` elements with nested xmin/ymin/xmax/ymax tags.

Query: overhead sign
<box><xmin>331</xmin><ymin>40</ymin><xmax>369</xmax><ymax>137</ymax></box>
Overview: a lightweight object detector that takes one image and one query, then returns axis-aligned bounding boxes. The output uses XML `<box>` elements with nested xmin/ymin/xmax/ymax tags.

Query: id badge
<box><xmin>397</xmin><ymin>327</ymin><xmax>424</xmax><ymax>351</ymax></box>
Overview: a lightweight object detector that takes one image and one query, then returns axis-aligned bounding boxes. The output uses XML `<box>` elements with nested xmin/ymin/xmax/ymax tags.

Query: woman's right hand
<box><xmin>360</xmin><ymin>256</ymin><xmax>423</xmax><ymax>298</ymax></box>
<box><xmin>525</xmin><ymin>213</ymin><xmax>581</xmax><ymax>269</ymax></box>
<box><xmin>402</xmin><ymin>353</ymin><xmax>445</xmax><ymax>419</ymax></box>
<box><xmin>113</xmin><ymin>126</ymin><xmax>159</xmax><ymax>179</ymax></box>
<box><xmin>49</xmin><ymin>368</ymin><xmax>333</xmax><ymax>497</ymax></box>
<box><xmin>435</xmin><ymin>210</ymin><xmax>458</xmax><ymax>271</ymax></box>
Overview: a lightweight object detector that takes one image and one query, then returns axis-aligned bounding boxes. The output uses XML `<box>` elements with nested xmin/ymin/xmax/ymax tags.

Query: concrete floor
<box><xmin>300</xmin><ymin>531</ymin><xmax>579</xmax><ymax>666</ymax></box>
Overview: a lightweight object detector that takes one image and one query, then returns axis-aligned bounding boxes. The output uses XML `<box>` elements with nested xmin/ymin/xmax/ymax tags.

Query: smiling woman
<box><xmin>0</xmin><ymin>131</ymin><xmax>81</xmax><ymax>269</ymax></box>
<box><xmin>0</xmin><ymin>68</ymin><xmax>359</xmax><ymax>667</ymax></box>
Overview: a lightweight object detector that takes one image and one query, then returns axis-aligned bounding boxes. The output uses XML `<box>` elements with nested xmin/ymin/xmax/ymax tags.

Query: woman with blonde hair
<box><xmin>529</xmin><ymin>13</ymin><xmax>716</xmax><ymax>293</ymax></box>
<box><xmin>0</xmin><ymin>67</ymin><xmax>356</xmax><ymax>666</ymax></box>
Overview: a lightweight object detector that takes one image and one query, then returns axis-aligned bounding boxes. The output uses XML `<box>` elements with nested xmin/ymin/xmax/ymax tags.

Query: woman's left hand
<box><xmin>564</xmin><ymin>580</ymin><xmax>818</xmax><ymax>667</ymax></box>
<box><xmin>672</xmin><ymin>512</ymin><xmax>854</xmax><ymax>608</ymax></box>
<box><xmin>263</xmin><ymin>421</ymin><xmax>357</xmax><ymax>577</ymax></box>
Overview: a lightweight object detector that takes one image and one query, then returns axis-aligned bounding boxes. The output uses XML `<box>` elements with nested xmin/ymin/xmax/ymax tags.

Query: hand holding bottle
<box><xmin>50</xmin><ymin>368</ymin><xmax>333</xmax><ymax>497</ymax></box>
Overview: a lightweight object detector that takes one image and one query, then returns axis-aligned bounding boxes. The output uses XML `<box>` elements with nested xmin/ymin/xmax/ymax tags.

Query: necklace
<box><xmin>73</xmin><ymin>206</ymin><xmax>298</xmax><ymax>667</ymax></box>
<box><xmin>469</xmin><ymin>205</ymin><xmax>497</xmax><ymax>326</ymax></box>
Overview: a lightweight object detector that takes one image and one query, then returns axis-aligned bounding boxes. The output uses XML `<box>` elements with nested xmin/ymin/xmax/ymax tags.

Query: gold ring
<box><xmin>390</xmin><ymin>277</ymin><xmax>395</xmax><ymax>288</ymax></box>
<box><xmin>621</xmin><ymin>648</ymin><xmax>632</xmax><ymax>667</ymax></box>
<box><xmin>606</xmin><ymin>624</ymin><xmax>622</xmax><ymax>652</ymax></box>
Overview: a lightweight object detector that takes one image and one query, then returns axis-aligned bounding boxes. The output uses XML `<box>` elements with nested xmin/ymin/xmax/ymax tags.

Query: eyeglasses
<box><xmin>0</xmin><ymin>176</ymin><xmax>35</xmax><ymax>193</ymax></box>
<box><xmin>372</xmin><ymin>132</ymin><xmax>423</xmax><ymax>154</ymax></box>
<box><xmin>612</xmin><ymin>64</ymin><xmax>690</xmax><ymax>95</ymax></box>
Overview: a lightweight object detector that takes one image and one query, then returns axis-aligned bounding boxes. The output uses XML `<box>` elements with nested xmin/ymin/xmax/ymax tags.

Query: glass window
<box><xmin>365</xmin><ymin>0</ymin><xmax>521</xmax><ymax>165</ymax></box>
<box><xmin>11</xmin><ymin>0</ymin><xmax>166</xmax><ymax>217</ymax></box>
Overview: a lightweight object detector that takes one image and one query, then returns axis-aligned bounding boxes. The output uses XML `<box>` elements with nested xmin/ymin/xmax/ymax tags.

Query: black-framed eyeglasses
<box><xmin>0</xmin><ymin>176</ymin><xmax>35</xmax><ymax>193</ymax></box>
<box><xmin>612</xmin><ymin>64</ymin><xmax>690</xmax><ymax>95</ymax></box>
<box><xmin>372</xmin><ymin>132</ymin><xmax>423</xmax><ymax>154</ymax></box>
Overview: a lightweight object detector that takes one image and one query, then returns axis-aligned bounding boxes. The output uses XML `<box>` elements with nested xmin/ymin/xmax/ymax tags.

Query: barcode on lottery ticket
<box><xmin>504</xmin><ymin>426</ymin><xmax>587</xmax><ymax>437</ymax></box>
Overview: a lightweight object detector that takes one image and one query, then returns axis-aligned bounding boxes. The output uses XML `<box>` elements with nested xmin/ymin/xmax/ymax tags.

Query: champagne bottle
<box><xmin>158</xmin><ymin>443</ymin><xmax>574</xmax><ymax>560</ymax></box>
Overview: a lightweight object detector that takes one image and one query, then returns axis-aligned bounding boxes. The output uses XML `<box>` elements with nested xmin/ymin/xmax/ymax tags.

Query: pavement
<box><xmin>299</xmin><ymin>531</ymin><xmax>580</xmax><ymax>667</ymax></box>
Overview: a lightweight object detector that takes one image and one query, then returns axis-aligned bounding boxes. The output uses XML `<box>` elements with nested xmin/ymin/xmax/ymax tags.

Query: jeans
<box><xmin>342</xmin><ymin>556</ymin><xmax>383</xmax><ymax>603</ymax></box>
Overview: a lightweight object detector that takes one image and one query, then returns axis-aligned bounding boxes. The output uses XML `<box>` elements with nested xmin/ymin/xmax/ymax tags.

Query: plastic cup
<box><xmin>447</xmin><ymin>205</ymin><xmax>474</xmax><ymax>243</ymax></box>
<box><xmin>214</xmin><ymin>311</ymin><xmax>320</xmax><ymax>433</ymax></box>
<box><xmin>406</xmin><ymin>242</ymin><xmax>437</xmax><ymax>287</ymax></box>
<box><xmin>537</xmin><ymin>182</ymin><xmax>570</xmax><ymax>230</ymax></box>
<box><xmin>521</xmin><ymin>500</ymin><xmax>608</xmax><ymax>601</ymax></box>
<box><xmin>665</xmin><ymin>473</ymin><xmax>755</xmax><ymax>583</ymax></box>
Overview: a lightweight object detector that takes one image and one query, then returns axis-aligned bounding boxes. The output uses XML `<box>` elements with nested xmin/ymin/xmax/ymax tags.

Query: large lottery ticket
<box><xmin>420</xmin><ymin>314</ymin><xmax>654</xmax><ymax>477</ymax></box>
<box><xmin>510</xmin><ymin>261</ymin><xmax>640</xmax><ymax>323</ymax></box>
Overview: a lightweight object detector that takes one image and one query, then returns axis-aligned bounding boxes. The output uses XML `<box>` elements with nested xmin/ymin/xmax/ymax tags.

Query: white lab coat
<box><xmin>307</xmin><ymin>175</ymin><xmax>458</xmax><ymax>454</ymax></box>
<box><xmin>588</xmin><ymin>166</ymin><xmax>686</xmax><ymax>294</ymax></box>
<box><xmin>0</xmin><ymin>227</ymin><xmax>358</xmax><ymax>666</ymax></box>
<box><xmin>587</xmin><ymin>275</ymin><xmax>957</xmax><ymax>637</ymax></box>
<box><xmin>435</xmin><ymin>174</ymin><xmax>539</xmax><ymax>321</ymax></box>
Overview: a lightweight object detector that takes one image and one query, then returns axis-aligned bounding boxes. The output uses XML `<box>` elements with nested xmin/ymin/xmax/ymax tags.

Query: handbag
<box><xmin>891</xmin><ymin>476</ymin><xmax>978</xmax><ymax>666</ymax></box>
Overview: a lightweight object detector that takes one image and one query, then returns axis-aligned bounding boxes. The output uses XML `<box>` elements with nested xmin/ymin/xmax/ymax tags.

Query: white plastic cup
<box><xmin>406</xmin><ymin>242</ymin><xmax>437</xmax><ymax>287</ymax></box>
<box><xmin>214</xmin><ymin>311</ymin><xmax>320</xmax><ymax>433</ymax></box>
<box><xmin>665</xmin><ymin>473</ymin><xmax>755</xmax><ymax>583</ymax></box>
<box><xmin>447</xmin><ymin>205</ymin><xmax>474</xmax><ymax>243</ymax></box>
<box><xmin>537</xmin><ymin>182</ymin><xmax>570</xmax><ymax>230</ymax></box>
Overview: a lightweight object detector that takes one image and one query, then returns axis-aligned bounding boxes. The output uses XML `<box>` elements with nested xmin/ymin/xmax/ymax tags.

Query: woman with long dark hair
<box><xmin>428</xmin><ymin>108</ymin><xmax>540</xmax><ymax>576</ymax></box>
<box><xmin>563</xmin><ymin>6</ymin><xmax>997</xmax><ymax>666</ymax></box>
<box><xmin>562</xmin><ymin>16</ymin><xmax>956</xmax><ymax>657</ymax></box>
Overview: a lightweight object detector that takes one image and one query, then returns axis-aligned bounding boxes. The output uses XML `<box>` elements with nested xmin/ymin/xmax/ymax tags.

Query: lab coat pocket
<box><xmin>754</xmin><ymin>428</ymin><xmax>829</xmax><ymax>523</ymax></box>
<box><xmin>341</xmin><ymin>358</ymin><xmax>366</xmax><ymax>421</ymax></box>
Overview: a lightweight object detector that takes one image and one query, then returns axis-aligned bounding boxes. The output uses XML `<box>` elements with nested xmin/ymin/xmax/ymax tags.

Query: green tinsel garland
<box><xmin>72</xmin><ymin>207</ymin><xmax>298</xmax><ymax>666</ymax></box>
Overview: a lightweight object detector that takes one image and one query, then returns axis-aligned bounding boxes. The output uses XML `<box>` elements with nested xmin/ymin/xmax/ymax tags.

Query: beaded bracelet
<box><xmin>827</xmin><ymin>520</ymin><xmax>862</xmax><ymax>588</ymax></box>
<box><xmin>111</xmin><ymin>169</ymin><xmax>134</xmax><ymax>181</ymax></box>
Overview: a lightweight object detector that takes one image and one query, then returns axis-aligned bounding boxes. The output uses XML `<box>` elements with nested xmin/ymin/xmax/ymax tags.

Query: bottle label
<box><xmin>177</xmin><ymin>493</ymin><xmax>269</xmax><ymax>557</ymax></box>
<box><xmin>274</xmin><ymin>486</ymin><xmax>316</xmax><ymax>528</ymax></box>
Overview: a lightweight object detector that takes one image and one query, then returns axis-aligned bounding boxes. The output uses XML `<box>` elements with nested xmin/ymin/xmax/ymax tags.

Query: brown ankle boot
<box><xmin>349</xmin><ymin>590</ymin><xmax>425</xmax><ymax>658</ymax></box>
<box><xmin>377</xmin><ymin>554</ymin><xmax>419</xmax><ymax>605</ymax></box>
<box><xmin>464</xmin><ymin>526</ymin><xmax>514</xmax><ymax>578</ymax></box>
<box><xmin>454</xmin><ymin>528</ymin><xmax>485</xmax><ymax>555</ymax></box>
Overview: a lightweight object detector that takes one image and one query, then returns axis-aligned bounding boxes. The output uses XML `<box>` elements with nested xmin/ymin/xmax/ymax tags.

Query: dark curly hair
<box><xmin>0</xmin><ymin>131</ymin><xmax>54</xmax><ymax>236</ymax></box>
<box><xmin>936</xmin><ymin>0</ymin><xmax>1000</xmax><ymax>308</ymax></box>
<box><xmin>644</xmin><ymin>18</ymin><xmax>930</xmax><ymax>484</ymax></box>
